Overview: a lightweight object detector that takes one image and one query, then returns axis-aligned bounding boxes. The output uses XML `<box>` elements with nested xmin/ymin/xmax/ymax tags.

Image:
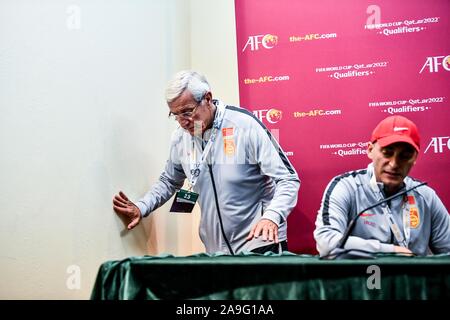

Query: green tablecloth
<box><xmin>91</xmin><ymin>252</ymin><xmax>450</xmax><ymax>300</ymax></box>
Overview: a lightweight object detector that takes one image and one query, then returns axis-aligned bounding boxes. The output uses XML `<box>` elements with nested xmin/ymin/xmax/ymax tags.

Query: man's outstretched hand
<box><xmin>113</xmin><ymin>191</ymin><xmax>141</xmax><ymax>230</ymax></box>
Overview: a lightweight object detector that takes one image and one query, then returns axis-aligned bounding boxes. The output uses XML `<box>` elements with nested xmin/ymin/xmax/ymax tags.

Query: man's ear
<box><xmin>412</xmin><ymin>151</ymin><xmax>419</xmax><ymax>165</ymax></box>
<box><xmin>367</xmin><ymin>142</ymin><xmax>374</xmax><ymax>160</ymax></box>
<box><xmin>204</xmin><ymin>91</ymin><xmax>212</xmax><ymax>104</ymax></box>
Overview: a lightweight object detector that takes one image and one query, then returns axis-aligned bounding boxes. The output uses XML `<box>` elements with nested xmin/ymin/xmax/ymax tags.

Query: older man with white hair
<box><xmin>113</xmin><ymin>70</ymin><xmax>300</xmax><ymax>255</ymax></box>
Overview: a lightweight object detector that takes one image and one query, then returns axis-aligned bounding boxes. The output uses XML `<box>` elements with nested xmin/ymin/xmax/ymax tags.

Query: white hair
<box><xmin>165</xmin><ymin>70</ymin><xmax>210</xmax><ymax>103</ymax></box>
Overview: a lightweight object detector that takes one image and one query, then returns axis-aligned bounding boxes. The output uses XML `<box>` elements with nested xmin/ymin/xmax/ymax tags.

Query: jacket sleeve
<box><xmin>314</xmin><ymin>177</ymin><xmax>395</xmax><ymax>257</ymax></box>
<box><xmin>429</xmin><ymin>189</ymin><xmax>450</xmax><ymax>254</ymax></box>
<box><xmin>248</xmin><ymin>121</ymin><xmax>300</xmax><ymax>226</ymax></box>
<box><xmin>135</xmin><ymin>133</ymin><xmax>186</xmax><ymax>217</ymax></box>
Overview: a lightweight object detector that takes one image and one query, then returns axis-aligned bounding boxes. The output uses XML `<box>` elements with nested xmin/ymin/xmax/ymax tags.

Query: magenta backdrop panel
<box><xmin>235</xmin><ymin>0</ymin><xmax>450</xmax><ymax>254</ymax></box>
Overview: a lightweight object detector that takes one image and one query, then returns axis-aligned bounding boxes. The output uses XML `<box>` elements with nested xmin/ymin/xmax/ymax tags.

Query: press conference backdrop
<box><xmin>235</xmin><ymin>0</ymin><xmax>450</xmax><ymax>254</ymax></box>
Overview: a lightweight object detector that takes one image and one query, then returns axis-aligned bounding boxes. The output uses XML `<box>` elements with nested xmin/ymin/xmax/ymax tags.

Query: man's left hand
<box><xmin>246</xmin><ymin>218</ymin><xmax>279</xmax><ymax>243</ymax></box>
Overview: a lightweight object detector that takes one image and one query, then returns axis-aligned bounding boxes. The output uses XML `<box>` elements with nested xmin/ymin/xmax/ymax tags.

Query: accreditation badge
<box><xmin>169</xmin><ymin>189</ymin><xmax>199</xmax><ymax>213</ymax></box>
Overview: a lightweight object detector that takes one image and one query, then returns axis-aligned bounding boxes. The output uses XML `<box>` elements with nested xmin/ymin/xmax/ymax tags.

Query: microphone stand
<box><xmin>323</xmin><ymin>181</ymin><xmax>427</xmax><ymax>260</ymax></box>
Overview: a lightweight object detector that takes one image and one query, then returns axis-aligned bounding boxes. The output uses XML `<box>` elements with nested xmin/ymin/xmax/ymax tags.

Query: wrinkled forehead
<box><xmin>168</xmin><ymin>90</ymin><xmax>196</xmax><ymax>113</ymax></box>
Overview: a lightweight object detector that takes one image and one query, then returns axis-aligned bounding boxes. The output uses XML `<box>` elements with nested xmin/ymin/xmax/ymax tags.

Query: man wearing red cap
<box><xmin>314</xmin><ymin>115</ymin><xmax>450</xmax><ymax>257</ymax></box>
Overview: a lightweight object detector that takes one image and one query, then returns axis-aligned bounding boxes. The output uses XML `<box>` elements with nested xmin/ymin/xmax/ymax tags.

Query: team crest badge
<box><xmin>222</xmin><ymin>127</ymin><xmax>235</xmax><ymax>156</ymax></box>
<box><xmin>410</xmin><ymin>207</ymin><xmax>420</xmax><ymax>229</ymax></box>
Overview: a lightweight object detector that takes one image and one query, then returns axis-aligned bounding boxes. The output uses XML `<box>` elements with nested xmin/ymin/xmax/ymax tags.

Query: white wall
<box><xmin>0</xmin><ymin>0</ymin><xmax>238</xmax><ymax>299</ymax></box>
<box><xmin>191</xmin><ymin>0</ymin><xmax>239</xmax><ymax>105</ymax></box>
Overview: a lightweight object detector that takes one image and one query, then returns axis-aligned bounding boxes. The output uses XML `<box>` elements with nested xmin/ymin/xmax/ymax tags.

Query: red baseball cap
<box><xmin>371</xmin><ymin>115</ymin><xmax>420</xmax><ymax>152</ymax></box>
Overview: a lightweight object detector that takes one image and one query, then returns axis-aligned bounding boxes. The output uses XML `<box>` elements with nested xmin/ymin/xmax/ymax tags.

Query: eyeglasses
<box><xmin>168</xmin><ymin>97</ymin><xmax>204</xmax><ymax>121</ymax></box>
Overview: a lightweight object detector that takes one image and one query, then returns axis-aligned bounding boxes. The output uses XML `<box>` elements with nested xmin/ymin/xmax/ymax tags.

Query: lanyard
<box><xmin>188</xmin><ymin>101</ymin><xmax>226</xmax><ymax>189</ymax></box>
<box><xmin>369</xmin><ymin>174</ymin><xmax>411</xmax><ymax>247</ymax></box>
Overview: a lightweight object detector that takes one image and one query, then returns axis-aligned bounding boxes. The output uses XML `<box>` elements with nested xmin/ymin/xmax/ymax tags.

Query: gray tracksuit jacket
<box><xmin>314</xmin><ymin>163</ymin><xmax>450</xmax><ymax>256</ymax></box>
<box><xmin>135</xmin><ymin>100</ymin><xmax>300</xmax><ymax>254</ymax></box>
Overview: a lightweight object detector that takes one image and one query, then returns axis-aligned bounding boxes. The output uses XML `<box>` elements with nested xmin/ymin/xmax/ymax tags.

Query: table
<box><xmin>91</xmin><ymin>252</ymin><xmax>450</xmax><ymax>300</ymax></box>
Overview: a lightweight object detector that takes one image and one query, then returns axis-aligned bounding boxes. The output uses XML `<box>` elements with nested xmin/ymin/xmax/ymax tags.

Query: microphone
<box><xmin>324</xmin><ymin>181</ymin><xmax>427</xmax><ymax>260</ymax></box>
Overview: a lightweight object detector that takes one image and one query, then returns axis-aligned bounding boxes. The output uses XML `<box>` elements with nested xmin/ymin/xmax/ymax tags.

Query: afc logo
<box><xmin>424</xmin><ymin>136</ymin><xmax>450</xmax><ymax>153</ymax></box>
<box><xmin>419</xmin><ymin>55</ymin><xmax>450</xmax><ymax>73</ymax></box>
<box><xmin>242</xmin><ymin>34</ymin><xmax>278</xmax><ymax>52</ymax></box>
<box><xmin>252</xmin><ymin>109</ymin><xmax>283</xmax><ymax>124</ymax></box>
